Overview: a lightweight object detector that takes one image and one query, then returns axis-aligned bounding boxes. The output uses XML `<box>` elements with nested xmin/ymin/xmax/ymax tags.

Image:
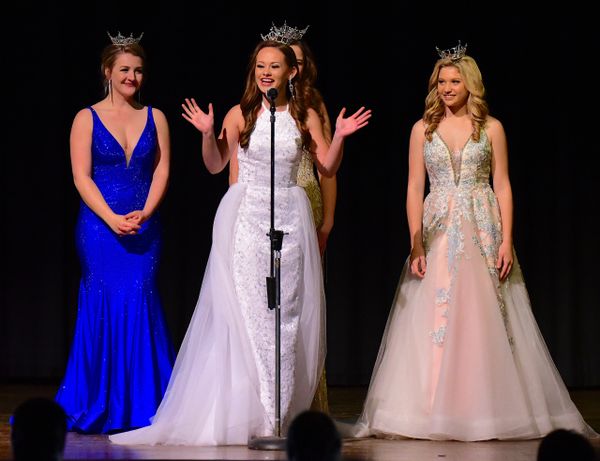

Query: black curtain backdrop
<box><xmin>1</xmin><ymin>3</ymin><xmax>598</xmax><ymax>387</ymax></box>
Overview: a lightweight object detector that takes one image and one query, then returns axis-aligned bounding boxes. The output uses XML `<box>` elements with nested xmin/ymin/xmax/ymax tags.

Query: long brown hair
<box><xmin>289</xmin><ymin>40</ymin><xmax>327</xmax><ymax>128</ymax></box>
<box><xmin>423</xmin><ymin>55</ymin><xmax>488</xmax><ymax>142</ymax></box>
<box><xmin>239</xmin><ymin>40</ymin><xmax>311</xmax><ymax>150</ymax></box>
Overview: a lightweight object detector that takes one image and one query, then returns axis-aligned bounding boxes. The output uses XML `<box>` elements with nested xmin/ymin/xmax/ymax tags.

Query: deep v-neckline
<box><xmin>92</xmin><ymin>106</ymin><xmax>149</xmax><ymax>168</ymax></box>
<box><xmin>434</xmin><ymin>130</ymin><xmax>472</xmax><ymax>156</ymax></box>
<box><xmin>434</xmin><ymin>130</ymin><xmax>472</xmax><ymax>185</ymax></box>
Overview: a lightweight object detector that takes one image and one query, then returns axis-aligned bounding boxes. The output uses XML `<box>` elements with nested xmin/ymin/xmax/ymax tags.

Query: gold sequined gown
<box><xmin>350</xmin><ymin>130</ymin><xmax>596</xmax><ymax>441</ymax></box>
<box><xmin>296</xmin><ymin>151</ymin><xmax>329</xmax><ymax>414</ymax></box>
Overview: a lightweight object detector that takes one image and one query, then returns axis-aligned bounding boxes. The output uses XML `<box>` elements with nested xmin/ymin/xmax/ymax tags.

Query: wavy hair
<box><xmin>289</xmin><ymin>40</ymin><xmax>327</xmax><ymax>130</ymax></box>
<box><xmin>423</xmin><ymin>55</ymin><xmax>488</xmax><ymax>142</ymax></box>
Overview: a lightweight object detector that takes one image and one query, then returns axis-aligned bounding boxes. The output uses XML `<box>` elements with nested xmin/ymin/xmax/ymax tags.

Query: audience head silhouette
<box><xmin>537</xmin><ymin>429</ymin><xmax>596</xmax><ymax>461</ymax></box>
<box><xmin>11</xmin><ymin>398</ymin><xmax>67</xmax><ymax>461</ymax></box>
<box><xmin>286</xmin><ymin>410</ymin><xmax>341</xmax><ymax>461</ymax></box>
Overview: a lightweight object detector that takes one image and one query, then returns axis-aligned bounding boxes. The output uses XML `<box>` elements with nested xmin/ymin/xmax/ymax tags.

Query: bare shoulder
<box><xmin>485</xmin><ymin>115</ymin><xmax>506</xmax><ymax>144</ymax></box>
<box><xmin>72</xmin><ymin>108</ymin><xmax>93</xmax><ymax>131</ymax></box>
<box><xmin>224</xmin><ymin>104</ymin><xmax>243</xmax><ymax>124</ymax></box>
<box><xmin>220</xmin><ymin>104</ymin><xmax>244</xmax><ymax>136</ymax></box>
<box><xmin>411</xmin><ymin>119</ymin><xmax>426</xmax><ymax>138</ymax></box>
<box><xmin>225</xmin><ymin>104</ymin><xmax>243</xmax><ymax>118</ymax></box>
<box><xmin>151</xmin><ymin>106</ymin><xmax>166</xmax><ymax>121</ymax></box>
<box><xmin>306</xmin><ymin>107</ymin><xmax>321</xmax><ymax>127</ymax></box>
<box><xmin>151</xmin><ymin>107</ymin><xmax>169</xmax><ymax>127</ymax></box>
<box><xmin>485</xmin><ymin>115</ymin><xmax>505</xmax><ymax>136</ymax></box>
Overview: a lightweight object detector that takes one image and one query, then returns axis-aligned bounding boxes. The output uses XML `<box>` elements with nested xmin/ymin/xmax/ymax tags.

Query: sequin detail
<box><xmin>423</xmin><ymin>130</ymin><xmax>512</xmax><ymax>346</ymax></box>
<box><xmin>56</xmin><ymin>106</ymin><xmax>175</xmax><ymax>433</ymax></box>
<box><xmin>296</xmin><ymin>151</ymin><xmax>323</xmax><ymax>227</ymax></box>
<box><xmin>234</xmin><ymin>107</ymin><xmax>305</xmax><ymax>432</ymax></box>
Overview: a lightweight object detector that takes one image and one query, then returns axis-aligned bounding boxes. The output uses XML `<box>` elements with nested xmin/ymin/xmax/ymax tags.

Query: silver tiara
<box><xmin>261</xmin><ymin>21</ymin><xmax>309</xmax><ymax>45</ymax></box>
<box><xmin>436</xmin><ymin>41</ymin><xmax>467</xmax><ymax>62</ymax></box>
<box><xmin>107</xmin><ymin>31</ymin><xmax>144</xmax><ymax>47</ymax></box>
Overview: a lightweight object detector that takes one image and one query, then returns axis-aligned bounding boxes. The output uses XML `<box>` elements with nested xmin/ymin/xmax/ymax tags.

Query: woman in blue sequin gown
<box><xmin>55</xmin><ymin>37</ymin><xmax>175</xmax><ymax>433</ymax></box>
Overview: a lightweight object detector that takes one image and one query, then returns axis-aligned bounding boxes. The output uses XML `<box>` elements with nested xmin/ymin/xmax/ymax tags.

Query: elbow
<box><xmin>319</xmin><ymin>163</ymin><xmax>337</xmax><ymax>178</ymax></box>
<box><xmin>207</xmin><ymin>165</ymin><xmax>223</xmax><ymax>175</ymax></box>
<box><xmin>72</xmin><ymin>174</ymin><xmax>87</xmax><ymax>191</ymax></box>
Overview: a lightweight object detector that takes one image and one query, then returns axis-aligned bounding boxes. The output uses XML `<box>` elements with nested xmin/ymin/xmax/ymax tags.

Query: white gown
<box><xmin>110</xmin><ymin>105</ymin><xmax>326</xmax><ymax>445</ymax></box>
<box><xmin>349</xmin><ymin>130</ymin><xmax>597</xmax><ymax>441</ymax></box>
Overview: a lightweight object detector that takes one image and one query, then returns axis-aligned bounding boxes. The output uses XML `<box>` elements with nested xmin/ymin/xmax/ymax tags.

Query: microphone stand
<box><xmin>248</xmin><ymin>90</ymin><xmax>286</xmax><ymax>451</ymax></box>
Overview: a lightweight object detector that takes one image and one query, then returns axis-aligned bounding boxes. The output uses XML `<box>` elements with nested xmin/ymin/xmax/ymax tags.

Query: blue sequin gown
<box><xmin>56</xmin><ymin>106</ymin><xmax>175</xmax><ymax>434</ymax></box>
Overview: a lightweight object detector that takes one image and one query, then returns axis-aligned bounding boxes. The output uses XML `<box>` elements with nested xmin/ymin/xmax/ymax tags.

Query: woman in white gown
<box><xmin>351</xmin><ymin>44</ymin><xmax>597</xmax><ymax>441</ymax></box>
<box><xmin>110</xmin><ymin>36</ymin><xmax>371</xmax><ymax>446</ymax></box>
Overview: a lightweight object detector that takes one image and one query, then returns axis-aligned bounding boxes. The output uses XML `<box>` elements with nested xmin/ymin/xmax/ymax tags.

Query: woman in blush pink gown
<box><xmin>351</xmin><ymin>44</ymin><xmax>597</xmax><ymax>442</ymax></box>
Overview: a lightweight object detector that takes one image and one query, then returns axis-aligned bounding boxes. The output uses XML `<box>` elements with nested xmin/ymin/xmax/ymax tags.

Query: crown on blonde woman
<box><xmin>436</xmin><ymin>41</ymin><xmax>467</xmax><ymax>61</ymax></box>
<box><xmin>261</xmin><ymin>22</ymin><xmax>309</xmax><ymax>45</ymax></box>
<box><xmin>107</xmin><ymin>31</ymin><xmax>144</xmax><ymax>47</ymax></box>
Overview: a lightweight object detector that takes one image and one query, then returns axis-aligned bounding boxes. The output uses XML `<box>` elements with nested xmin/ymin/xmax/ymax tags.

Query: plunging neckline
<box><xmin>434</xmin><ymin>130</ymin><xmax>472</xmax><ymax>185</ymax></box>
<box><xmin>434</xmin><ymin>130</ymin><xmax>472</xmax><ymax>156</ymax></box>
<box><xmin>91</xmin><ymin>106</ymin><xmax>150</xmax><ymax>168</ymax></box>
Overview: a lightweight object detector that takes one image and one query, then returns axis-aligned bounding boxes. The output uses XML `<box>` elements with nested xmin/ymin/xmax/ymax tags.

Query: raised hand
<box><xmin>335</xmin><ymin>106</ymin><xmax>372</xmax><ymax>138</ymax></box>
<box><xmin>182</xmin><ymin>99</ymin><xmax>214</xmax><ymax>135</ymax></box>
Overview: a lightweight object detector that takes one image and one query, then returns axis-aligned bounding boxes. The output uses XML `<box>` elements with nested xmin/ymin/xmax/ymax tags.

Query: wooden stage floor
<box><xmin>1</xmin><ymin>383</ymin><xmax>598</xmax><ymax>460</ymax></box>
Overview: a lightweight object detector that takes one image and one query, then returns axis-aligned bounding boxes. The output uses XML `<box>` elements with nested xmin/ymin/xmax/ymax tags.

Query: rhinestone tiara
<box><xmin>107</xmin><ymin>31</ymin><xmax>144</xmax><ymax>47</ymax></box>
<box><xmin>261</xmin><ymin>21</ymin><xmax>309</xmax><ymax>45</ymax></box>
<box><xmin>436</xmin><ymin>41</ymin><xmax>467</xmax><ymax>62</ymax></box>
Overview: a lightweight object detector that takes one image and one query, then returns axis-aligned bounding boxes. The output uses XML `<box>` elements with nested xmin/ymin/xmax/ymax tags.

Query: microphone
<box><xmin>266</xmin><ymin>87</ymin><xmax>278</xmax><ymax>102</ymax></box>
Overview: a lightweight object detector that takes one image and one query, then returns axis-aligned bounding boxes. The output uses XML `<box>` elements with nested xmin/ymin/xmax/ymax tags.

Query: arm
<box><xmin>228</xmin><ymin>145</ymin><xmax>239</xmax><ymax>185</ymax></box>
<box><xmin>317</xmin><ymin>175</ymin><xmax>336</xmax><ymax>253</ymax></box>
<box><xmin>320</xmin><ymin>100</ymin><xmax>333</xmax><ymax>143</ymax></box>
<box><xmin>407</xmin><ymin>121</ymin><xmax>427</xmax><ymax>278</ymax></box>
<box><xmin>182</xmin><ymin>99</ymin><xmax>242</xmax><ymax>174</ymax></box>
<box><xmin>309</xmin><ymin>106</ymin><xmax>371</xmax><ymax>177</ymax></box>
<box><xmin>70</xmin><ymin>109</ymin><xmax>139</xmax><ymax>235</ymax></box>
<box><xmin>488</xmin><ymin>117</ymin><xmax>514</xmax><ymax>281</ymax></box>
<box><xmin>316</xmin><ymin>101</ymin><xmax>336</xmax><ymax>252</ymax></box>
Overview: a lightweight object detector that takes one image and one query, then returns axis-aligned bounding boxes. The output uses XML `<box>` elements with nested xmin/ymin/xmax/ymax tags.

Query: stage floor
<box><xmin>1</xmin><ymin>384</ymin><xmax>598</xmax><ymax>460</ymax></box>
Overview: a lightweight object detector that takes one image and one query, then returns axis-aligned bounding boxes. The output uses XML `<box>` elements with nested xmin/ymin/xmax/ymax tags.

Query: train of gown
<box><xmin>345</xmin><ymin>129</ymin><xmax>597</xmax><ymax>441</ymax></box>
<box><xmin>111</xmin><ymin>105</ymin><xmax>326</xmax><ymax>445</ymax></box>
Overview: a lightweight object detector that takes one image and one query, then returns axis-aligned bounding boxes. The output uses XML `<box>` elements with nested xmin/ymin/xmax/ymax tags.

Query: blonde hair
<box><xmin>423</xmin><ymin>55</ymin><xmax>488</xmax><ymax>142</ymax></box>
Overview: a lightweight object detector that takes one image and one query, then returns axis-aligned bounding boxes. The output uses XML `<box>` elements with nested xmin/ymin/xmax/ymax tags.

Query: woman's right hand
<box><xmin>107</xmin><ymin>214</ymin><xmax>141</xmax><ymax>236</ymax></box>
<box><xmin>181</xmin><ymin>99</ymin><xmax>214</xmax><ymax>135</ymax></box>
<box><xmin>410</xmin><ymin>245</ymin><xmax>427</xmax><ymax>278</ymax></box>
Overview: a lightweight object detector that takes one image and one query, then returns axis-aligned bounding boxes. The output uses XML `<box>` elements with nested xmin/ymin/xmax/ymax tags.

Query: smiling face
<box><xmin>254</xmin><ymin>46</ymin><xmax>297</xmax><ymax>96</ymax></box>
<box><xmin>106</xmin><ymin>52</ymin><xmax>144</xmax><ymax>98</ymax></box>
<box><xmin>437</xmin><ymin>65</ymin><xmax>469</xmax><ymax>109</ymax></box>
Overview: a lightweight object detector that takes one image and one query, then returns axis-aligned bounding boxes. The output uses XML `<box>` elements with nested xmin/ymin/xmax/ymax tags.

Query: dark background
<box><xmin>1</xmin><ymin>2</ymin><xmax>598</xmax><ymax>387</ymax></box>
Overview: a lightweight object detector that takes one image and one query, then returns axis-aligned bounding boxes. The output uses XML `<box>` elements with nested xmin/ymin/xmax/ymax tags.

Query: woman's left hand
<box><xmin>125</xmin><ymin>210</ymin><xmax>148</xmax><ymax>226</ymax></box>
<box><xmin>317</xmin><ymin>228</ymin><xmax>330</xmax><ymax>256</ymax></box>
<box><xmin>496</xmin><ymin>241</ymin><xmax>514</xmax><ymax>281</ymax></box>
<box><xmin>335</xmin><ymin>107</ymin><xmax>372</xmax><ymax>137</ymax></box>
